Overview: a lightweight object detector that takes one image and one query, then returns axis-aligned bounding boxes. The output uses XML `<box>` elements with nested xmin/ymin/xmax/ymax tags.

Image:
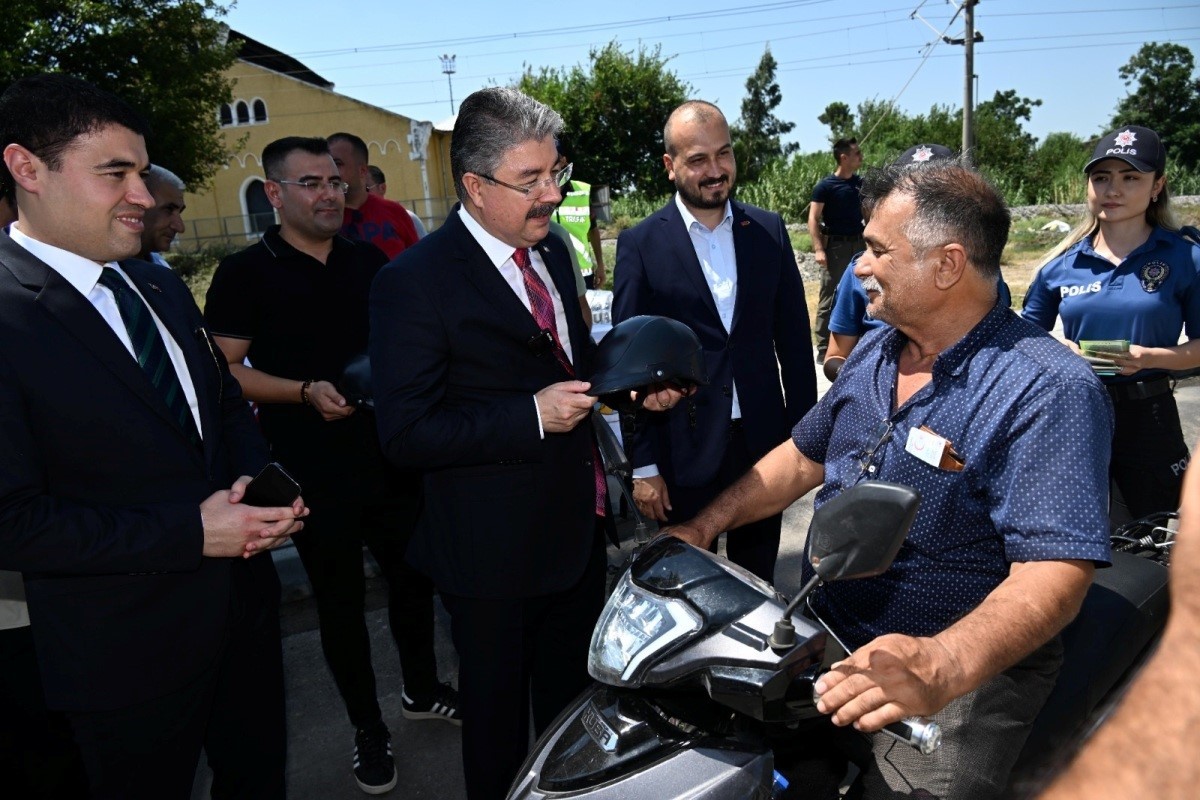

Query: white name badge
<box><xmin>905</xmin><ymin>426</ymin><xmax>948</xmax><ymax>468</ymax></box>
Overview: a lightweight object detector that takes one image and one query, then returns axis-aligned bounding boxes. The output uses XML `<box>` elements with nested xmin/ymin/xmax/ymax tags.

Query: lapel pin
<box><xmin>147</xmin><ymin>282</ymin><xmax>162</xmax><ymax>293</ymax></box>
<box><xmin>740</xmin><ymin>220</ymin><xmax>750</xmax><ymax>227</ymax></box>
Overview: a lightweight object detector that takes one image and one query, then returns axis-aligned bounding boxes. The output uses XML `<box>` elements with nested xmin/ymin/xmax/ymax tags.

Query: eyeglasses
<box><xmin>858</xmin><ymin>420</ymin><xmax>894</xmax><ymax>478</ymax></box>
<box><xmin>274</xmin><ymin>179</ymin><xmax>350</xmax><ymax>195</ymax></box>
<box><xmin>477</xmin><ymin>162</ymin><xmax>573</xmax><ymax>197</ymax></box>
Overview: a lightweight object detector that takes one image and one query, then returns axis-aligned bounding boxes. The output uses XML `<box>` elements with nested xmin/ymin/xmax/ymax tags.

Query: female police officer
<box><xmin>1023</xmin><ymin>125</ymin><xmax>1200</xmax><ymax>519</ymax></box>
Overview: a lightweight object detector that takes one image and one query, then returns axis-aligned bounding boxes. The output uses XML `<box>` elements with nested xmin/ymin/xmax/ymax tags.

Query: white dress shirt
<box><xmin>458</xmin><ymin>207</ymin><xmax>575</xmax><ymax>437</ymax></box>
<box><xmin>9</xmin><ymin>225</ymin><xmax>204</xmax><ymax>436</ymax></box>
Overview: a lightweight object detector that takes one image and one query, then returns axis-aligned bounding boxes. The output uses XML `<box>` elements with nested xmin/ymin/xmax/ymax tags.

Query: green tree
<box><xmin>0</xmin><ymin>1</ymin><xmax>241</xmax><ymax>189</ymax></box>
<box><xmin>519</xmin><ymin>41</ymin><xmax>691</xmax><ymax>195</ymax></box>
<box><xmin>817</xmin><ymin>102</ymin><xmax>855</xmax><ymax>142</ymax></box>
<box><xmin>730</xmin><ymin>46</ymin><xmax>797</xmax><ymax>184</ymax></box>
<box><xmin>1110</xmin><ymin>42</ymin><xmax>1200</xmax><ymax>170</ymax></box>
<box><xmin>972</xmin><ymin>89</ymin><xmax>1042</xmax><ymax>170</ymax></box>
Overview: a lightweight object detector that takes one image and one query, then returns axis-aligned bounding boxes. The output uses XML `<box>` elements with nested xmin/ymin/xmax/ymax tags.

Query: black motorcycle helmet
<box><xmin>589</xmin><ymin>315</ymin><xmax>708</xmax><ymax>411</ymax></box>
<box><xmin>339</xmin><ymin>353</ymin><xmax>373</xmax><ymax>410</ymax></box>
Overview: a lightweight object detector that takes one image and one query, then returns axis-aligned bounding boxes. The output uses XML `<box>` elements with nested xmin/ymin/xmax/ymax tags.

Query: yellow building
<box><xmin>178</xmin><ymin>30</ymin><xmax>455</xmax><ymax>251</ymax></box>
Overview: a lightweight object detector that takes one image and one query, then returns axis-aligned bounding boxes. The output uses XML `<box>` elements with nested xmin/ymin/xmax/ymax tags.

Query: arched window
<box><xmin>244</xmin><ymin>180</ymin><xmax>274</xmax><ymax>235</ymax></box>
<box><xmin>252</xmin><ymin>99</ymin><xmax>267</xmax><ymax>123</ymax></box>
<box><xmin>219</xmin><ymin>104</ymin><xmax>233</xmax><ymax>127</ymax></box>
<box><xmin>235</xmin><ymin>100</ymin><xmax>250</xmax><ymax>125</ymax></box>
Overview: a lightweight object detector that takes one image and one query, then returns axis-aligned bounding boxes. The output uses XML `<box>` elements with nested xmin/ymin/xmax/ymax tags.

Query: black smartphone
<box><xmin>241</xmin><ymin>462</ymin><xmax>302</xmax><ymax>507</ymax></box>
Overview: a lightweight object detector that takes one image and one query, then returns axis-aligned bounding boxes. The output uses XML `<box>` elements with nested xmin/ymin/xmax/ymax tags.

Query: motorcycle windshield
<box><xmin>630</xmin><ymin>536</ymin><xmax>778</xmax><ymax>630</ymax></box>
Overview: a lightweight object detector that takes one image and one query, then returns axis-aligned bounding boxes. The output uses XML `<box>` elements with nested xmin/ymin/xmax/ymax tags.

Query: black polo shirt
<box><xmin>204</xmin><ymin>226</ymin><xmax>389</xmax><ymax>500</ymax></box>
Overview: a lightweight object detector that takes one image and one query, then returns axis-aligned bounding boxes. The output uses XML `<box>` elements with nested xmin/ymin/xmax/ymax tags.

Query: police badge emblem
<box><xmin>1140</xmin><ymin>260</ymin><xmax>1169</xmax><ymax>293</ymax></box>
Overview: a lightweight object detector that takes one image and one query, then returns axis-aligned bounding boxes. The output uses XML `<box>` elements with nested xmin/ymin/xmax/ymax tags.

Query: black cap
<box><xmin>1085</xmin><ymin>126</ymin><xmax>1165</xmax><ymax>174</ymax></box>
<box><xmin>893</xmin><ymin>144</ymin><xmax>954</xmax><ymax>167</ymax></box>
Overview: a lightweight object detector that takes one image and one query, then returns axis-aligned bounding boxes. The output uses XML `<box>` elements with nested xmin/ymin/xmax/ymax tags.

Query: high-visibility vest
<box><xmin>552</xmin><ymin>180</ymin><xmax>594</xmax><ymax>277</ymax></box>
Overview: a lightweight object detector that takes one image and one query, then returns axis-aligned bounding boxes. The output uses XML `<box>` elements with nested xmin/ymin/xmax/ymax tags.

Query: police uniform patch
<box><xmin>1140</xmin><ymin>260</ymin><xmax>1169</xmax><ymax>293</ymax></box>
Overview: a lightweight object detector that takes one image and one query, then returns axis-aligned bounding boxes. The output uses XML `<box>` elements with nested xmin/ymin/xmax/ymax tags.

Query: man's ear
<box><xmin>932</xmin><ymin>243</ymin><xmax>968</xmax><ymax>290</ymax></box>
<box><xmin>461</xmin><ymin>172</ymin><xmax>487</xmax><ymax>208</ymax></box>
<box><xmin>264</xmin><ymin>180</ymin><xmax>285</xmax><ymax>209</ymax></box>
<box><xmin>663</xmin><ymin>153</ymin><xmax>676</xmax><ymax>182</ymax></box>
<box><xmin>3</xmin><ymin>144</ymin><xmax>41</xmax><ymax>195</ymax></box>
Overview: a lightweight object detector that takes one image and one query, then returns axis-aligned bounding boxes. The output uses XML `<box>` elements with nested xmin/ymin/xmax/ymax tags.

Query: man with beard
<box><xmin>671</xmin><ymin>160</ymin><xmax>1113</xmax><ymax>799</ymax></box>
<box><xmin>136</xmin><ymin>165</ymin><xmax>186</xmax><ymax>266</ymax></box>
<box><xmin>612</xmin><ymin>100</ymin><xmax>816</xmax><ymax>583</ymax></box>
<box><xmin>370</xmin><ymin>88</ymin><xmax>683</xmax><ymax>800</ymax></box>
<box><xmin>205</xmin><ymin>137</ymin><xmax>456</xmax><ymax>795</ymax></box>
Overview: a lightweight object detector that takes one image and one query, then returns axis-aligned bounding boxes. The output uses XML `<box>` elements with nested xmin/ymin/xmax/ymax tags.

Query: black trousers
<box><xmin>665</xmin><ymin>422</ymin><xmax>783</xmax><ymax>584</ymax></box>
<box><xmin>290</xmin><ymin>484</ymin><xmax>439</xmax><ymax>730</ymax></box>
<box><xmin>0</xmin><ymin>625</ymin><xmax>87</xmax><ymax>799</ymax></box>
<box><xmin>440</xmin><ymin>524</ymin><xmax>607</xmax><ymax>800</ymax></box>
<box><xmin>1111</xmin><ymin>390</ymin><xmax>1190</xmax><ymax>519</ymax></box>
<box><xmin>65</xmin><ymin>566</ymin><xmax>286</xmax><ymax>800</ymax></box>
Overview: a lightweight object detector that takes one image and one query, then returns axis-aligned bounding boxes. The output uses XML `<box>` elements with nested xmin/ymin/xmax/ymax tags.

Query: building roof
<box><xmin>228</xmin><ymin>29</ymin><xmax>334</xmax><ymax>90</ymax></box>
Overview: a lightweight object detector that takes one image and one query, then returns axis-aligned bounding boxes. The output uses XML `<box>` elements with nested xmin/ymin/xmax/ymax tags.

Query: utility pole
<box><xmin>440</xmin><ymin>54</ymin><xmax>457</xmax><ymax>115</ymax></box>
<box><xmin>912</xmin><ymin>0</ymin><xmax>983</xmax><ymax>158</ymax></box>
<box><xmin>962</xmin><ymin>0</ymin><xmax>976</xmax><ymax>157</ymax></box>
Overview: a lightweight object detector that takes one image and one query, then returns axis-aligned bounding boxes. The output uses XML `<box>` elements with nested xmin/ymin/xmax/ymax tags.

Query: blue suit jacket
<box><xmin>370</xmin><ymin>208</ymin><xmax>603</xmax><ymax>599</ymax></box>
<box><xmin>0</xmin><ymin>233</ymin><xmax>273</xmax><ymax>712</ymax></box>
<box><xmin>613</xmin><ymin>199</ymin><xmax>817</xmax><ymax>487</ymax></box>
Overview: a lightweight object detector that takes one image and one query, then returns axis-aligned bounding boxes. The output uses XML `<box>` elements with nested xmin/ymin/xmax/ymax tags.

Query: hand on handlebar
<box><xmin>812</xmin><ymin>633</ymin><xmax>964</xmax><ymax>732</ymax></box>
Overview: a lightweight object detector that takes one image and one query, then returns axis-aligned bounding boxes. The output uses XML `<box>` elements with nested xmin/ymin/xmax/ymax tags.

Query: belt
<box><xmin>825</xmin><ymin>234</ymin><xmax>863</xmax><ymax>242</ymax></box>
<box><xmin>1106</xmin><ymin>376</ymin><xmax>1172</xmax><ymax>403</ymax></box>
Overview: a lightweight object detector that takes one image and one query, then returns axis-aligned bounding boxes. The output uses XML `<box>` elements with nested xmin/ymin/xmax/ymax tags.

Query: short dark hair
<box><xmin>833</xmin><ymin>137</ymin><xmax>858</xmax><ymax>164</ymax></box>
<box><xmin>0</xmin><ymin>73</ymin><xmax>150</xmax><ymax>203</ymax></box>
<box><xmin>328</xmin><ymin>132</ymin><xmax>369</xmax><ymax>163</ymax></box>
<box><xmin>262</xmin><ymin>136</ymin><xmax>331</xmax><ymax>180</ymax></box>
<box><xmin>859</xmin><ymin>158</ymin><xmax>1010</xmax><ymax>280</ymax></box>
<box><xmin>451</xmin><ymin>87</ymin><xmax>562</xmax><ymax>203</ymax></box>
<box><xmin>367</xmin><ymin>164</ymin><xmax>385</xmax><ymax>184</ymax></box>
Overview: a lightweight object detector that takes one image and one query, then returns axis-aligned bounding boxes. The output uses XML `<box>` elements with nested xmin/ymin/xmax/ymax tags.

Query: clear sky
<box><xmin>222</xmin><ymin>0</ymin><xmax>1200</xmax><ymax>153</ymax></box>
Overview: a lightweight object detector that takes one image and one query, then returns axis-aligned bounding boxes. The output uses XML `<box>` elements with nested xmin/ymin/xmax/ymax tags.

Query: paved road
<box><xmin>193</xmin><ymin>369</ymin><xmax>1200</xmax><ymax>800</ymax></box>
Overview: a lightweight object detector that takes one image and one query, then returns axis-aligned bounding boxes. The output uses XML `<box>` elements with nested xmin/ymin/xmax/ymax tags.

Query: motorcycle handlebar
<box><xmin>882</xmin><ymin>717</ymin><xmax>942</xmax><ymax>755</ymax></box>
<box><xmin>811</xmin><ymin>683</ymin><xmax>941</xmax><ymax>755</ymax></box>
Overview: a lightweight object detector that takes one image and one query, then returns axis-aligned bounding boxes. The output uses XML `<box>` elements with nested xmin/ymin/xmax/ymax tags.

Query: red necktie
<box><xmin>513</xmin><ymin>248</ymin><xmax>606</xmax><ymax>516</ymax></box>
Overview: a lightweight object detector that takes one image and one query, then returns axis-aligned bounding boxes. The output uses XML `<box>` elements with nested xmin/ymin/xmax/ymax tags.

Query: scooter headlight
<box><xmin>588</xmin><ymin>570</ymin><xmax>703</xmax><ymax>687</ymax></box>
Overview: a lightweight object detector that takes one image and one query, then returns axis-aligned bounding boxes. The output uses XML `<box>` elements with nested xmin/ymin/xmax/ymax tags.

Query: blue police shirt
<box><xmin>1022</xmin><ymin>227</ymin><xmax>1200</xmax><ymax>384</ymax></box>
<box><xmin>831</xmin><ymin>254</ymin><xmax>1013</xmax><ymax>338</ymax></box>
<box><xmin>795</xmin><ymin>303</ymin><xmax>1113</xmax><ymax>650</ymax></box>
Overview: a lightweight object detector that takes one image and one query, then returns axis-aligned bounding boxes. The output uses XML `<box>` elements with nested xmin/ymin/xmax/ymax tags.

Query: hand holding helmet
<box><xmin>588</xmin><ymin>315</ymin><xmax>708</xmax><ymax>412</ymax></box>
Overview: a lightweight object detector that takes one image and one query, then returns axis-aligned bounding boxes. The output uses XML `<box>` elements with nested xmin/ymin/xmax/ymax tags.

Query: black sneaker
<box><xmin>353</xmin><ymin>723</ymin><xmax>397</xmax><ymax>795</ymax></box>
<box><xmin>401</xmin><ymin>682</ymin><xmax>463</xmax><ymax>726</ymax></box>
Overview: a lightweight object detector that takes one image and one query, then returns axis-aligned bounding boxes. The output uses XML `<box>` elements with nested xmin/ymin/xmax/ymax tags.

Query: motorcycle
<box><xmin>506</xmin><ymin>449</ymin><xmax>1173</xmax><ymax>799</ymax></box>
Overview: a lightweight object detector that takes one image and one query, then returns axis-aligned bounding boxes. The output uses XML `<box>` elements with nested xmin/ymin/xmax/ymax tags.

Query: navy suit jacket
<box><xmin>613</xmin><ymin>199</ymin><xmax>816</xmax><ymax>487</ymax></box>
<box><xmin>0</xmin><ymin>233</ymin><xmax>273</xmax><ymax>712</ymax></box>
<box><xmin>370</xmin><ymin>209</ymin><xmax>602</xmax><ymax>599</ymax></box>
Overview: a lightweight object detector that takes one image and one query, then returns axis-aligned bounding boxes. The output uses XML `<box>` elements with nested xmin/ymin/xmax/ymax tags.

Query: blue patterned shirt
<box><xmin>796</xmin><ymin>303</ymin><xmax>1113</xmax><ymax>649</ymax></box>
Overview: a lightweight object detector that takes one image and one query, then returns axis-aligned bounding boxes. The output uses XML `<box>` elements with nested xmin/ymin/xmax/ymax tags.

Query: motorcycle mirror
<box><xmin>768</xmin><ymin>481</ymin><xmax>920</xmax><ymax>652</ymax></box>
<box><xmin>808</xmin><ymin>481</ymin><xmax>921</xmax><ymax>582</ymax></box>
<box><xmin>591</xmin><ymin>409</ymin><xmax>630</xmax><ymax>479</ymax></box>
<box><xmin>590</xmin><ymin>409</ymin><xmax>650</xmax><ymax>543</ymax></box>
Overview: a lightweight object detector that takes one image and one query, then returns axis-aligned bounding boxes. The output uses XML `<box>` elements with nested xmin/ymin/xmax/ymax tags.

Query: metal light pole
<box><xmin>440</xmin><ymin>54</ymin><xmax>457</xmax><ymax>115</ymax></box>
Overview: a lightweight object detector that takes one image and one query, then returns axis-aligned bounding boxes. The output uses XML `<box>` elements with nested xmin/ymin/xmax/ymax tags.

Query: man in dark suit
<box><xmin>613</xmin><ymin>100</ymin><xmax>817</xmax><ymax>583</ymax></box>
<box><xmin>370</xmin><ymin>87</ymin><xmax>682</xmax><ymax>800</ymax></box>
<box><xmin>0</xmin><ymin>74</ymin><xmax>305</xmax><ymax>799</ymax></box>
